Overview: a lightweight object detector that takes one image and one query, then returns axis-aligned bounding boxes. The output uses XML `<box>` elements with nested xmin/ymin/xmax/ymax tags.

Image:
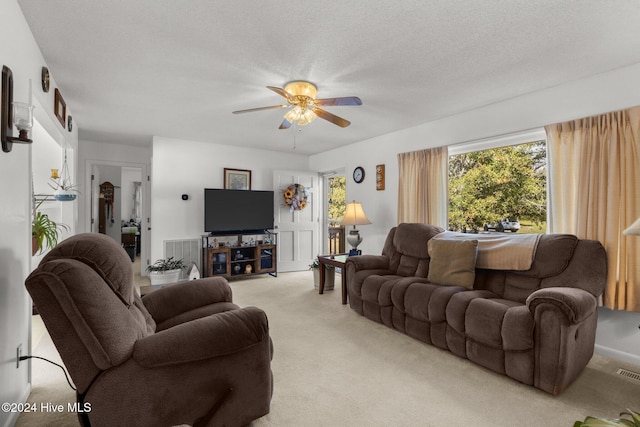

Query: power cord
<box><xmin>19</xmin><ymin>356</ymin><xmax>76</xmax><ymax>391</ymax></box>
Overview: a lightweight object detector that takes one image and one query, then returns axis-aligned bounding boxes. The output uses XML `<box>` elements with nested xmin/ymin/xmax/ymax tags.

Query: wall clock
<box><xmin>353</xmin><ymin>166</ymin><xmax>365</xmax><ymax>183</ymax></box>
<box><xmin>41</xmin><ymin>67</ymin><xmax>50</xmax><ymax>92</ymax></box>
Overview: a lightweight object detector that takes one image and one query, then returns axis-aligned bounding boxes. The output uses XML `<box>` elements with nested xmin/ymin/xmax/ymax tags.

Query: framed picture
<box><xmin>54</xmin><ymin>88</ymin><xmax>66</xmax><ymax>128</ymax></box>
<box><xmin>376</xmin><ymin>164</ymin><xmax>385</xmax><ymax>191</ymax></box>
<box><xmin>224</xmin><ymin>168</ymin><xmax>251</xmax><ymax>190</ymax></box>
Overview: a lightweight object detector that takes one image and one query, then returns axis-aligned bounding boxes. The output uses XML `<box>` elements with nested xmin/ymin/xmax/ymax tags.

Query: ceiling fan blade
<box><xmin>279</xmin><ymin>119</ymin><xmax>292</xmax><ymax>129</ymax></box>
<box><xmin>267</xmin><ymin>86</ymin><xmax>293</xmax><ymax>101</ymax></box>
<box><xmin>232</xmin><ymin>105</ymin><xmax>288</xmax><ymax>114</ymax></box>
<box><xmin>314</xmin><ymin>96</ymin><xmax>362</xmax><ymax>107</ymax></box>
<box><xmin>313</xmin><ymin>108</ymin><xmax>351</xmax><ymax>128</ymax></box>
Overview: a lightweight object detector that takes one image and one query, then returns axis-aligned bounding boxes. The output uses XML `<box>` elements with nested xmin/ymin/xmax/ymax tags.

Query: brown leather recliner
<box><xmin>25</xmin><ymin>233</ymin><xmax>273</xmax><ymax>427</ymax></box>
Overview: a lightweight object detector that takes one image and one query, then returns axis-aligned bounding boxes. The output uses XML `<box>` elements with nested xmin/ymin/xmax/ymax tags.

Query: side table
<box><xmin>318</xmin><ymin>254</ymin><xmax>349</xmax><ymax>305</ymax></box>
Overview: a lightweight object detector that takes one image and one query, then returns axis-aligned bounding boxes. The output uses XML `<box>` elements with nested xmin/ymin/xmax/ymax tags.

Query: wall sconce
<box><xmin>2</xmin><ymin>65</ymin><xmax>34</xmax><ymax>153</ymax></box>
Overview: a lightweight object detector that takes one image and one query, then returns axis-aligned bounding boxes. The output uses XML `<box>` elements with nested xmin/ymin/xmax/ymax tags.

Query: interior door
<box><xmin>273</xmin><ymin>170</ymin><xmax>319</xmax><ymax>272</ymax></box>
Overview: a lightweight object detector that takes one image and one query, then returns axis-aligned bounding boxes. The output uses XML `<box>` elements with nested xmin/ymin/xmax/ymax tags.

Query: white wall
<box><xmin>150</xmin><ymin>137</ymin><xmax>309</xmax><ymax>264</ymax></box>
<box><xmin>310</xmin><ymin>62</ymin><xmax>640</xmax><ymax>255</ymax></box>
<box><xmin>0</xmin><ymin>1</ymin><xmax>78</xmax><ymax>426</ymax></box>
<box><xmin>32</xmin><ymin>121</ymin><xmax>62</xmax><ymax>196</ymax></box>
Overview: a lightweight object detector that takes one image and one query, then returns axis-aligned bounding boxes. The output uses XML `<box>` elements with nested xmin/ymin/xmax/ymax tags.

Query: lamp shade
<box><xmin>340</xmin><ymin>201</ymin><xmax>371</xmax><ymax>226</ymax></box>
<box><xmin>624</xmin><ymin>216</ymin><xmax>640</xmax><ymax>236</ymax></box>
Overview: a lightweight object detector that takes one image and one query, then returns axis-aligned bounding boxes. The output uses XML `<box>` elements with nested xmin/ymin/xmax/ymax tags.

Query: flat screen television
<box><xmin>204</xmin><ymin>188</ymin><xmax>274</xmax><ymax>234</ymax></box>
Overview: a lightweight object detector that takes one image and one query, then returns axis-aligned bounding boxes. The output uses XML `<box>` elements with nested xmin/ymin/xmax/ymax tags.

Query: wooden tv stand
<box><xmin>201</xmin><ymin>232</ymin><xmax>277</xmax><ymax>279</ymax></box>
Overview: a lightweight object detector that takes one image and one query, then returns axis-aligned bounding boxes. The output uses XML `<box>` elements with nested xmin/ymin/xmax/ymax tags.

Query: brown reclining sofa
<box><xmin>346</xmin><ymin>223</ymin><xmax>606</xmax><ymax>395</ymax></box>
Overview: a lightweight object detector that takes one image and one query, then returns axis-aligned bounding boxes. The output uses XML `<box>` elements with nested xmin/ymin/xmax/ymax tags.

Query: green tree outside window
<box><xmin>448</xmin><ymin>141</ymin><xmax>547</xmax><ymax>233</ymax></box>
<box><xmin>328</xmin><ymin>176</ymin><xmax>346</xmax><ymax>227</ymax></box>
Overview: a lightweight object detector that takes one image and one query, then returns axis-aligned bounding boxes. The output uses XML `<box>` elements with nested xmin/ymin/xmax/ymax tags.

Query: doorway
<box><xmin>323</xmin><ymin>171</ymin><xmax>346</xmax><ymax>254</ymax></box>
<box><xmin>87</xmin><ymin>160</ymin><xmax>148</xmax><ymax>276</ymax></box>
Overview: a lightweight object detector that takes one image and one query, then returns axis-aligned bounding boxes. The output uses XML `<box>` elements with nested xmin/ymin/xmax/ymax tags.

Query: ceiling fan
<box><xmin>232</xmin><ymin>81</ymin><xmax>362</xmax><ymax>129</ymax></box>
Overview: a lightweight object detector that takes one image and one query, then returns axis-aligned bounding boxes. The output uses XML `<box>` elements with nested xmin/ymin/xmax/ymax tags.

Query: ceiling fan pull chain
<box><xmin>291</xmin><ymin>123</ymin><xmax>304</xmax><ymax>149</ymax></box>
<box><xmin>293</xmin><ymin>123</ymin><xmax>298</xmax><ymax>149</ymax></box>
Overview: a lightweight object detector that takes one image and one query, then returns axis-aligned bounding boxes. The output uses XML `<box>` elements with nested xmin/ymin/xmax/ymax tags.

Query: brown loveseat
<box><xmin>346</xmin><ymin>223</ymin><xmax>607</xmax><ymax>395</ymax></box>
<box><xmin>25</xmin><ymin>233</ymin><xmax>273</xmax><ymax>427</ymax></box>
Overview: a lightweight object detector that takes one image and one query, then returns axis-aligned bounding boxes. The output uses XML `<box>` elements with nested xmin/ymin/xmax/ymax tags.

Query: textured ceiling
<box><xmin>17</xmin><ymin>0</ymin><xmax>640</xmax><ymax>155</ymax></box>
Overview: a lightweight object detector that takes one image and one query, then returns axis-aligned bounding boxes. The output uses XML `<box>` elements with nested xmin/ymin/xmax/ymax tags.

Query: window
<box><xmin>448</xmin><ymin>135</ymin><xmax>547</xmax><ymax>234</ymax></box>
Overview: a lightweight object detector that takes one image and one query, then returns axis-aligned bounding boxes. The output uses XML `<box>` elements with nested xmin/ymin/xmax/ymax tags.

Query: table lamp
<box><xmin>341</xmin><ymin>200</ymin><xmax>371</xmax><ymax>252</ymax></box>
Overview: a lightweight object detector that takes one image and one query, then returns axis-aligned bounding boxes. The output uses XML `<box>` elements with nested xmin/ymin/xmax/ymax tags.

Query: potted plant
<box><xmin>309</xmin><ymin>258</ymin><xmax>320</xmax><ymax>287</ymax></box>
<box><xmin>146</xmin><ymin>256</ymin><xmax>186</xmax><ymax>285</ymax></box>
<box><xmin>574</xmin><ymin>409</ymin><xmax>640</xmax><ymax>426</ymax></box>
<box><xmin>32</xmin><ymin>209</ymin><xmax>69</xmax><ymax>256</ymax></box>
<box><xmin>309</xmin><ymin>257</ymin><xmax>335</xmax><ymax>290</ymax></box>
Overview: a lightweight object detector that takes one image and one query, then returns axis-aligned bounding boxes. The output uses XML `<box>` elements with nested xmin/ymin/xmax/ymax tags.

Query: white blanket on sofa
<box><xmin>432</xmin><ymin>231</ymin><xmax>542</xmax><ymax>270</ymax></box>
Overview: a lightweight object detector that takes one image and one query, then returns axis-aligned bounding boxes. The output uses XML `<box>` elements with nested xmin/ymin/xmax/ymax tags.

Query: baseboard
<box><xmin>594</xmin><ymin>344</ymin><xmax>640</xmax><ymax>367</ymax></box>
<box><xmin>1</xmin><ymin>383</ymin><xmax>31</xmax><ymax>427</ymax></box>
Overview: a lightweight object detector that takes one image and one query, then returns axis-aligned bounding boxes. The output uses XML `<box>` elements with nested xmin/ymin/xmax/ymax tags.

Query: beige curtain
<box><xmin>545</xmin><ymin>106</ymin><xmax>640</xmax><ymax>311</ymax></box>
<box><xmin>397</xmin><ymin>146</ymin><xmax>448</xmax><ymax>227</ymax></box>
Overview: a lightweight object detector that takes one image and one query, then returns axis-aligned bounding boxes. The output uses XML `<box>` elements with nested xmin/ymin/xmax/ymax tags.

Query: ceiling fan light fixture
<box><xmin>300</xmin><ymin>108</ymin><xmax>317</xmax><ymax>125</ymax></box>
<box><xmin>283</xmin><ymin>106</ymin><xmax>301</xmax><ymax>123</ymax></box>
<box><xmin>284</xmin><ymin>105</ymin><xmax>317</xmax><ymax>126</ymax></box>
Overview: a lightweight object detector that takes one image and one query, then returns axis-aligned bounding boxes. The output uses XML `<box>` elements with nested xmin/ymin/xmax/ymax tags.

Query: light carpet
<box><xmin>17</xmin><ymin>271</ymin><xmax>640</xmax><ymax>427</ymax></box>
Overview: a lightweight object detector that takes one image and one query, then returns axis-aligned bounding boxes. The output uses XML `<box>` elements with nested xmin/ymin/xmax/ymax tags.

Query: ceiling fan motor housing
<box><xmin>284</xmin><ymin>81</ymin><xmax>317</xmax><ymax>99</ymax></box>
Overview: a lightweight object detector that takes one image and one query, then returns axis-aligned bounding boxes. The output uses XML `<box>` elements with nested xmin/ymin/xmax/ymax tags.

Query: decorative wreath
<box><xmin>283</xmin><ymin>184</ymin><xmax>309</xmax><ymax>211</ymax></box>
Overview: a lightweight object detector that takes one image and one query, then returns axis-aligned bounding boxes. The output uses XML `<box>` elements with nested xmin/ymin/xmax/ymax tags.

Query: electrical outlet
<box><xmin>16</xmin><ymin>344</ymin><xmax>22</xmax><ymax>368</ymax></box>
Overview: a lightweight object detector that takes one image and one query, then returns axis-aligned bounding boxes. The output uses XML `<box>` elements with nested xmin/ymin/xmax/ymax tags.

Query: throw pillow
<box><xmin>427</xmin><ymin>238</ymin><xmax>478</xmax><ymax>288</ymax></box>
